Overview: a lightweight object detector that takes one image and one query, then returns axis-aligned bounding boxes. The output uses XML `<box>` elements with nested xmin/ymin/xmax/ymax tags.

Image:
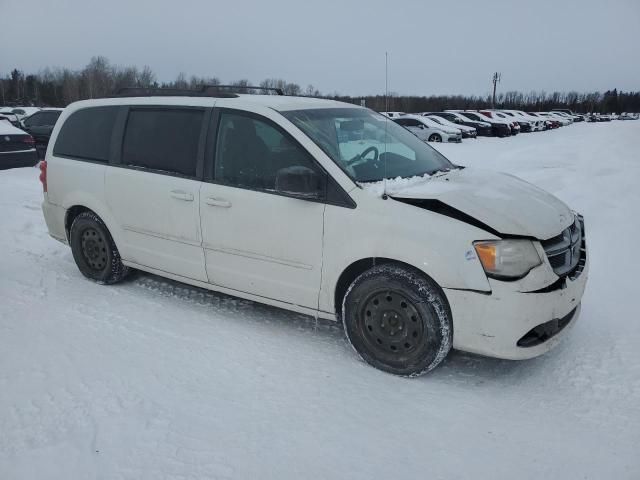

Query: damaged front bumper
<box><xmin>444</xmin><ymin>247</ymin><xmax>589</xmax><ymax>360</ymax></box>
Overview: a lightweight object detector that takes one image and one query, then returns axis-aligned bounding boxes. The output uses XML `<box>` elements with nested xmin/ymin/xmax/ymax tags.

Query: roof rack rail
<box><xmin>111</xmin><ymin>87</ymin><xmax>238</xmax><ymax>98</ymax></box>
<box><xmin>111</xmin><ymin>85</ymin><xmax>285</xmax><ymax>98</ymax></box>
<box><xmin>203</xmin><ymin>85</ymin><xmax>285</xmax><ymax>96</ymax></box>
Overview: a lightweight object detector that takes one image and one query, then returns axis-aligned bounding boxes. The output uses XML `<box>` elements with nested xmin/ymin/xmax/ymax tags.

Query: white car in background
<box><xmin>394</xmin><ymin>114</ymin><xmax>462</xmax><ymax>142</ymax></box>
<box><xmin>540</xmin><ymin>112</ymin><xmax>572</xmax><ymax>126</ymax></box>
<box><xmin>0</xmin><ymin>107</ymin><xmax>41</xmax><ymax>122</ymax></box>
<box><xmin>547</xmin><ymin>111</ymin><xmax>574</xmax><ymax>124</ymax></box>
<box><xmin>380</xmin><ymin>111</ymin><xmax>405</xmax><ymax>119</ymax></box>
<box><xmin>501</xmin><ymin>110</ymin><xmax>545</xmax><ymax>131</ymax></box>
<box><xmin>424</xmin><ymin>114</ymin><xmax>477</xmax><ymax>139</ymax></box>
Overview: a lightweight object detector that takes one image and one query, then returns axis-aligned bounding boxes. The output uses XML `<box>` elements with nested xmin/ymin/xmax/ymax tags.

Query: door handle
<box><xmin>170</xmin><ymin>190</ymin><xmax>194</xmax><ymax>201</ymax></box>
<box><xmin>205</xmin><ymin>197</ymin><xmax>232</xmax><ymax>208</ymax></box>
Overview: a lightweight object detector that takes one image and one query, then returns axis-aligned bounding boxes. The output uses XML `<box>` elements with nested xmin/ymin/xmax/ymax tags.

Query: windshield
<box><xmin>282</xmin><ymin>108</ymin><xmax>453</xmax><ymax>183</ymax></box>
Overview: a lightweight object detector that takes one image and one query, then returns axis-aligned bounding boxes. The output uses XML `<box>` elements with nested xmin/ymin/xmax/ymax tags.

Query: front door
<box><xmin>199</xmin><ymin>109</ymin><xmax>326</xmax><ymax>309</ymax></box>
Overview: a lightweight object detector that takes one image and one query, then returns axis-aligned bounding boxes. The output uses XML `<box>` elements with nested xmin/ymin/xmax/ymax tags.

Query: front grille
<box><xmin>541</xmin><ymin>215</ymin><xmax>586</xmax><ymax>279</ymax></box>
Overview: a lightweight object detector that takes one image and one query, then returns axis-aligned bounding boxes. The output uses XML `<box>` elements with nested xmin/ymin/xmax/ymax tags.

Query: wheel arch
<box><xmin>334</xmin><ymin>257</ymin><xmax>448</xmax><ymax>317</ymax></box>
<box><xmin>65</xmin><ymin>205</ymin><xmax>92</xmax><ymax>241</ymax></box>
<box><xmin>64</xmin><ymin>204</ymin><xmax>122</xmax><ymax>252</ymax></box>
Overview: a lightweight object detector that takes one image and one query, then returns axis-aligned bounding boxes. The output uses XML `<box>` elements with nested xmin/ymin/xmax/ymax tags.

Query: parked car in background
<box><xmin>1</xmin><ymin>107</ymin><xmax>41</xmax><ymax>122</ymax></box>
<box><xmin>451</xmin><ymin>110</ymin><xmax>511</xmax><ymax>137</ymax></box>
<box><xmin>552</xmin><ymin>111</ymin><xmax>577</xmax><ymax>123</ymax></box>
<box><xmin>619</xmin><ymin>112</ymin><xmax>639</xmax><ymax>120</ymax></box>
<box><xmin>479</xmin><ymin>110</ymin><xmax>522</xmax><ymax>134</ymax></box>
<box><xmin>0</xmin><ymin>109</ymin><xmax>21</xmax><ymax>127</ymax></box>
<box><xmin>21</xmin><ymin>108</ymin><xmax>64</xmax><ymax>157</ymax></box>
<box><xmin>539</xmin><ymin>112</ymin><xmax>572</xmax><ymax>126</ymax></box>
<box><xmin>394</xmin><ymin>115</ymin><xmax>462</xmax><ymax>142</ymax></box>
<box><xmin>428</xmin><ymin>111</ymin><xmax>494</xmax><ymax>137</ymax></box>
<box><xmin>40</xmin><ymin>91</ymin><xmax>588</xmax><ymax>376</ymax></box>
<box><xmin>528</xmin><ymin>112</ymin><xmax>558</xmax><ymax>129</ymax></box>
<box><xmin>425</xmin><ymin>114</ymin><xmax>477</xmax><ymax>139</ymax></box>
<box><xmin>0</xmin><ymin>120</ymin><xmax>38</xmax><ymax>169</ymax></box>
<box><xmin>502</xmin><ymin>110</ymin><xmax>545</xmax><ymax>131</ymax></box>
<box><xmin>552</xmin><ymin>109</ymin><xmax>583</xmax><ymax>122</ymax></box>
<box><xmin>380</xmin><ymin>111</ymin><xmax>405</xmax><ymax>118</ymax></box>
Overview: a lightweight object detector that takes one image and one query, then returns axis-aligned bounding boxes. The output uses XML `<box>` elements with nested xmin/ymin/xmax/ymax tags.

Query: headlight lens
<box><xmin>474</xmin><ymin>239</ymin><xmax>542</xmax><ymax>279</ymax></box>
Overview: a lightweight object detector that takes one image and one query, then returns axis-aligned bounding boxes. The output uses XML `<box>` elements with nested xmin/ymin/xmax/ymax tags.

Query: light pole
<box><xmin>492</xmin><ymin>72</ymin><xmax>501</xmax><ymax>108</ymax></box>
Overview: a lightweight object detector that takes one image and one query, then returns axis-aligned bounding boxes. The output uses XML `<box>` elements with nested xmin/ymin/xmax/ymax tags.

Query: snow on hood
<box><xmin>363</xmin><ymin>168</ymin><xmax>574</xmax><ymax>240</ymax></box>
<box><xmin>360</xmin><ymin>172</ymin><xmax>433</xmax><ymax>196</ymax></box>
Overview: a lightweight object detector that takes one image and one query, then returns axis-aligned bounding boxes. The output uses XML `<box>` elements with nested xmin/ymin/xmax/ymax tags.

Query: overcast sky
<box><xmin>1</xmin><ymin>0</ymin><xmax>638</xmax><ymax>96</ymax></box>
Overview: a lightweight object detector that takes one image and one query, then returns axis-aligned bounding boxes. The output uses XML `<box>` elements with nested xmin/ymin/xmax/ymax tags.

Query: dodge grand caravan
<box><xmin>40</xmin><ymin>88</ymin><xmax>588</xmax><ymax>376</ymax></box>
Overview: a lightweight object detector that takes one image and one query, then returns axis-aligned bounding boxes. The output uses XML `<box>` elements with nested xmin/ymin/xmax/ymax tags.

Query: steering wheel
<box><xmin>346</xmin><ymin>146</ymin><xmax>379</xmax><ymax>166</ymax></box>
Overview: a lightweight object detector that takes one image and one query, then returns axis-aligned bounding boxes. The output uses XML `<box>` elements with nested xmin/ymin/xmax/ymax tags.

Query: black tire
<box><xmin>69</xmin><ymin>211</ymin><xmax>130</xmax><ymax>284</ymax></box>
<box><xmin>428</xmin><ymin>133</ymin><xmax>442</xmax><ymax>142</ymax></box>
<box><xmin>342</xmin><ymin>264</ymin><xmax>452</xmax><ymax>377</ymax></box>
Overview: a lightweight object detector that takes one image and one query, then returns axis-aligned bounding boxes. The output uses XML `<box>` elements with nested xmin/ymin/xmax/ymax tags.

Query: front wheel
<box><xmin>428</xmin><ymin>133</ymin><xmax>442</xmax><ymax>142</ymax></box>
<box><xmin>342</xmin><ymin>264</ymin><xmax>453</xmax><ymax>377</ymax></box>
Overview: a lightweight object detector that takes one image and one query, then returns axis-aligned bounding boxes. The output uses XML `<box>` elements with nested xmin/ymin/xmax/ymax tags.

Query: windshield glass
<box><xmin>283</xmin><ymin>108</ymin><xmax>453</xmax><ymax>183</ymax></box>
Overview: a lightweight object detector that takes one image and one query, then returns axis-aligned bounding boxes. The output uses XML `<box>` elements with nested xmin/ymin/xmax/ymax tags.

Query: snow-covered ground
<box><xmin>1</xmin><ymin>122</ymin><xmax>639</xmax><ymax>479</ymax></box>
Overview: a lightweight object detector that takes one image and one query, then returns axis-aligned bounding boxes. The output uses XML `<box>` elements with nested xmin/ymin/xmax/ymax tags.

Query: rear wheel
<box><xmin>342</xmin><ymin>264</ymin><xmax>453</xmax><ymax>377</ymax></box>
<box><xmin>70</xmin><ymin>211</ymin><xmax>130</xmax><ymax>284</ymax></box>
<box><xmin>428</xmin><ymin>133</ymin><xmax>442</xmax><ymax>142</ymax></box>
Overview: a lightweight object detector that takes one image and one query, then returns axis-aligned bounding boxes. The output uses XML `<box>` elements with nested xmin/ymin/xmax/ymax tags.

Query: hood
<box><xmin>390</xmin><ymin>168</ymin><xmax>573</xmax><ymax>240</ymax></box>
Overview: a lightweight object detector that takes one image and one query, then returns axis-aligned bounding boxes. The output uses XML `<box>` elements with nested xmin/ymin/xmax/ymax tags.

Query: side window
<box><xmin>24</xmin><ymin>113</ymin><xmax>42</xmax><ymax>127</ymax></box>
<box><xmin>39</xmin><ymin>112</ymin><xmax>61</xmax><ymax>126</ymax></box>
<box><xmin>122</xmin><ymin>108</ymin><xmax>204</xmax><ymax>177</ymax></box>
<box><xmin>12</xmin><ymin>109</ymin><xmax>25</xmax><ymax>115</ymax></box>
<box><xmin>214</xmin><ymin>111</ymin><xmax>325</xmax><ymax>197</ymax></box>
<box><xmin>53</xmin><ymin>106</ymin><xmax>118</xmax><ymax>162</ymax></box>
<box><xmin>400</xmin><ymin>119</ymin><xmax>420</xmax><ymax>127</ymax></box>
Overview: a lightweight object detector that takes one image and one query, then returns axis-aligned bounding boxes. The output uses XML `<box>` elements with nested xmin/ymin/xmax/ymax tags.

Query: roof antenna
<box><xmin>382</xmin><ymin>51</ymin><xmax>389</xmax><ymax>200</ymax></box>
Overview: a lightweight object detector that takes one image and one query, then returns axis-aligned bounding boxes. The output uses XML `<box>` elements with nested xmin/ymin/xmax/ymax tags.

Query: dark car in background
<box><xmin>427</xmin><ymin>111</ymin><xmax>494</xmax><ymax>137</ymax></box>
<box><xmin>453</xmin><ymin>110</ymin><xmax>512</xmax><ymax>137</ymax></box>
<box><xmin>21</xmin><ymin>108</ymin><xmax>63</xmax><ymax>158</ymax></box>
<box><xmin>0</xmin><ymin>120</ymin><xmax>38</xmax><ymax>169</ymax></box>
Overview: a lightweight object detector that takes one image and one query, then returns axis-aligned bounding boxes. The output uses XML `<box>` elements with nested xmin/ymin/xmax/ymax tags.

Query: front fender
<box><xmin>320</xmin><ymin>190</ymin><xmax>495</xmax><ymax>313</ymax></box>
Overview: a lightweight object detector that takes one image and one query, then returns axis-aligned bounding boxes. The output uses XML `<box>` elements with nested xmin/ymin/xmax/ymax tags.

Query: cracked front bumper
<box><xmin>444</xmin><ymin>253</ymin><xmax>589</xmax><ymax>360</ymax></box>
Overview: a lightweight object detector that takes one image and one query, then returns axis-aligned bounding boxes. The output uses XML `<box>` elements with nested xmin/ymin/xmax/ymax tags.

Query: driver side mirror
<box><xmin>275</xmin><ymin>166</ymin><xmax>326</xmax><ymax>200</ymax></box>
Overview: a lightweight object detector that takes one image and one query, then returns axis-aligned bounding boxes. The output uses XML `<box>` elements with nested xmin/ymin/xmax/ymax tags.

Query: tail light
<box><xmin>39</xmin><ymin>160</ymin><xmax>47</xmax><ymax>193</ymax></box>
<box><xmin>22</xmin><ymin>135</ymin><xmax>35</xmax><ymax>147</ymax></box>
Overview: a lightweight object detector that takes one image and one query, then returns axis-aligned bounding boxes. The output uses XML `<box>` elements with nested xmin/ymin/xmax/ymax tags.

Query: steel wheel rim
<box><xmin>429</xmin><ymin>134</ymin><xmax>441</xmax><ymax>142</ymax></box>
<box><xmin>81</xmin><ymin>227</ymin><xmax>108</xmax><ymax>271</ymax></box>
<box><xmin>359</xmin><ymin>289</ymin><xmax>426</xmax><ymax>356</ymax></box>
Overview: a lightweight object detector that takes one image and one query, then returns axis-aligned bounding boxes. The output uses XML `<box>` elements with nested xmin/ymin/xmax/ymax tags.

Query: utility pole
<box><xmin>385</xmin><ymin>52</ymin><xmax>389</xmax><ymax>113</ymax></box>
<box><xmin>492</xmin><ymin>72</ymin><xmax>501</xmax><ymax>108</ymax></box>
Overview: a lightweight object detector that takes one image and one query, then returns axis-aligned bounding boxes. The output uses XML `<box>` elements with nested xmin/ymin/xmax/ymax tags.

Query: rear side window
<box><xmin>54</xmin><ymin>106</ymin><xmax>118</xmax><ymax>162</ymax></box>
<box><xmin>122</xmin><ymin>108</ymin><xmax>203</xmax><ymax>177</ymax></box>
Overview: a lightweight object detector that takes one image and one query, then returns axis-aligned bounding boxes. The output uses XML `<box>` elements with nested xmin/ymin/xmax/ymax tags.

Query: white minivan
<box><xmin>40</xmin><ymin>89</ymin><xmax>588</xmax><ymax>376</ymax></box>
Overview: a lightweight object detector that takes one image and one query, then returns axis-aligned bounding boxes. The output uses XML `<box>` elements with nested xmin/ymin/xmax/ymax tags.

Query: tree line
<box><xmin>1</xmin><ymin>56</ymin><xmax>638</xmax><ymax>113</ymax></box>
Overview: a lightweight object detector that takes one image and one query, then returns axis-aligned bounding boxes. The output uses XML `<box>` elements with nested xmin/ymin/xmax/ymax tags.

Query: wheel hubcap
<box><xmin>360</xmin><ymin>290</ymin><xmax>425</xmax><ymax>355</ymax></box>
<box><xmin>81</xmin><ymin>228</ymin><xmax>107</xmax><ymax>270</ymax></box>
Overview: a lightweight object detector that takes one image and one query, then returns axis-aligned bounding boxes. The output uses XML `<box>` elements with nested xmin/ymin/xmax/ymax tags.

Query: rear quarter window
<box><xmin>53</xmin><ymin>106</ymin><xmax>119</xmax><ymax>162</ymax></box>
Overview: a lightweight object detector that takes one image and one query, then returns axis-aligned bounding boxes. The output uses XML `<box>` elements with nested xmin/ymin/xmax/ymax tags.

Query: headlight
<box><xmin>473</xmin><ymin>239</ymin><xmax>542</xmax><ymax>280</ymax></box>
